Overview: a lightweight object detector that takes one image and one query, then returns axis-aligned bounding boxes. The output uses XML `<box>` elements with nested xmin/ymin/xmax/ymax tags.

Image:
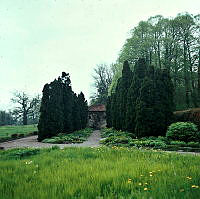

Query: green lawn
<box><xmin>0</xmin><ymin>147</ymin><xmax>199</xmax><ymax>199</ymax></box>
<box><xmin>0</xmin><ymin>125</ymin><xmax>37</xmax><ymax>138</ymax></box>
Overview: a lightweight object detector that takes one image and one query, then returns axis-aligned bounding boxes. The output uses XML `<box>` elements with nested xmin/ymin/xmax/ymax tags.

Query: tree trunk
<box><xmin>23</xmin><ymin>112</ymin><xmax>28</xmax><ymax>125</ymax></box>
<box><xmin>198</xmin><ymin>49</ymin><xmax>200</xmax><ymax>103</ymax></box>
<box><xmin>183</xmin><ymin>40</ymin><xmax>190</xmax><ymax>108</ymax></box>
<box><xmin>187</xmin><ymin>41</ymin><xmax>198</xmax><ymax>107</ymax></box>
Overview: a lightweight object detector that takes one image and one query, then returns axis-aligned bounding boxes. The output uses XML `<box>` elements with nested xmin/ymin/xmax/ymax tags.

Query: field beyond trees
<box><xmin>0</xmin><ymin>125</ymin><xmax>37</xmax><ymax>139</ymax></box>
<box><xmin>0</xmin><ymin>147</ymin><xmax>200</xmax><ymax>199</ymax></box>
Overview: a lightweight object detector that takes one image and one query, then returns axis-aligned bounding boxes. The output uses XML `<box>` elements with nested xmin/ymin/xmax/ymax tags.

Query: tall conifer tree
<box><xmin>38</xmin><ymin>72</ymin><xmax>88</xmax><ymax>141</ymax></box>
<box><xmin>78</xmin><ymin>92</ymin><xmax>88</xmax><ymax>129</ymax></box>
<box><xmin>125</xmin><ymin>58</ymin><xmax>147</xmax><ymax>132</ymax></box>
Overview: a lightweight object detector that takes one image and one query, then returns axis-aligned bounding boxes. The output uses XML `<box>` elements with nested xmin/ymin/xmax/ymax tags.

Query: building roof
<box><xmin>88</xmin><ymin>104</ymin><xmax>106</xmax><ymax>112</ymax></box>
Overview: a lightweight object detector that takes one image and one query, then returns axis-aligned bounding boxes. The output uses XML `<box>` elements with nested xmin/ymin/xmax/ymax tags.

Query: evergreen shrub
<box><xmin>166</xmin><ymin>122</ymin><xmax>199</xmax><ymax>142</ymax></box>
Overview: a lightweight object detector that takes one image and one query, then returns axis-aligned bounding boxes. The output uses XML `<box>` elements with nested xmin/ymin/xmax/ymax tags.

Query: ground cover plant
<box><xmin>0</xmin><ymin>147</ymin><xmax>200</xmax><ymax>199</ymax></box>
<box><xmin>42</xmin><ymin>128</ymin><xmax>93</xmax><ymax>144</ymax></box>
<box><xmin>100</xmin><ymin>128</ymin><xmax>200</xmax><ymax>152</ymax></box>
<box><xmin>0</xmin><ymin>125</ymin><xmax>37</xmax><ymax>142</ymax></box>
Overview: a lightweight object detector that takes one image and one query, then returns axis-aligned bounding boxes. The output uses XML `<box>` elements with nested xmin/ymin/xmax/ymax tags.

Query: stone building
<box><xmin>88</xmin><ymin>104</ymin><xmax>106</xmax><ymax>129</ymax></box>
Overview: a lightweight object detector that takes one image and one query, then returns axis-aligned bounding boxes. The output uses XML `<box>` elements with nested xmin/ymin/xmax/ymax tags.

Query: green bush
<box><xmin>170</xmin><ymin>141</ymin><xmax>187</xmax><ymax>147</ymax></box>
<box><xmin>0</xmin><ymin>148</ymin><xmax>40</xmax><ymax>160</ymax></box>
<box><xmin>100</xmin><ymin>136</ymin><xmax>131</xmax><ymax>146</ymax></box>
<box><xmin>129</xmin><ymin>140</ymin><xmax>167</xmax><ymax>149</ymax></box>
<box><xmin>166</xmin><ymin>122</ymin><xmax>199</xmax><ymax>142</ymax></box>
<box><xmin>101</xmin><ymin>128</ymin><xmax>135</xmax><ymax>138</ymax></box>
<box><xmin>11</xmin><ymin>134</ymin><xmax>18</xmax><ymax>138</ymax></box>
<box><xmin>157</xmin><ymin>136</ymin><xmax>170</xmax><ymax>144</ymax></box>
<box><xmin>187</xmin><ymin>142</ymin><xmax>200</xmax><ymax>148</ymax></box>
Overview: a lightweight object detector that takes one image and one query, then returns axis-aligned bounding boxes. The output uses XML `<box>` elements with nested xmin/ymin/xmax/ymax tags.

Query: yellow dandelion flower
<box><xmin>144</xmin><ymin>183</ymin><xmax>148</xmax><ymax>185</ymax></box>
<box><xmin>186</xmin><ymin>176</ymin><xmax>192</xmax><ymax>180</ymax></box>
<box><xmin>149</xmin><ymin>172</ymin><xmax>153</xmax><ymax>174</ymax></box>
<box><xmin>150</xmin><ymin>174</ymin><xmax>153</xmax><ymax>177</ymax></box>
<box><xmin>138</xmin><ymin>183</ymin><xmax>142</xmax><ymax>186</ymax></box>
<box><xmin>144</xmin><ymin>188</ymin><xmax>148</xmax><ymax>191</ymax></box>
<box><xmin>191</xmin><ymin>185</ymin><xmax>199</xmax><ymax>188</ymax></box>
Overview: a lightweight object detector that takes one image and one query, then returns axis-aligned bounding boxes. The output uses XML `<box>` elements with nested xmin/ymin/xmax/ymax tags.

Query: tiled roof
<box><xmin>88</xmin><ymin>104</ymin><xmax>106</xmax><ymax>112</ymax></box>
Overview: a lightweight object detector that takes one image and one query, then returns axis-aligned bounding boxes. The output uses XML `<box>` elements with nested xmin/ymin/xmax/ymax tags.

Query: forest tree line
<box><xmin>92</xmin><ymin>13</ymin><xmax>200</xmax><ymax>111</ymax></box>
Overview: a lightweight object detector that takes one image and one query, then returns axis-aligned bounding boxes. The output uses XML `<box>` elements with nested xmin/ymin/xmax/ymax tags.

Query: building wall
<box><xmin>88</xmin><ymin>111</ymin><xmax>106</xmax><ymax>129</ymax></box>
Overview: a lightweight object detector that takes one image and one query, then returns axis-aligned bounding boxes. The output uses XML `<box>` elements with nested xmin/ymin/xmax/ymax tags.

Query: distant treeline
<box><xmin>0</xmin><ymin>111</ymin><xmax>14</xmax><ymax>126</ymax></box>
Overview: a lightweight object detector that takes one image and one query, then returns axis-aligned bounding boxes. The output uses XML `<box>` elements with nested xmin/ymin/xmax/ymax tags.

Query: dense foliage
<box><xmin>38</xmin><ymin>72</ymin><xmax>88</xmax><ymax>141</ymax></box>
<box><xmin>166</xmin><ymin>122</ymin><xmax>200</xmax><ymax>142</ymax></box>
<box><xmin>107</xmin><ymin>59</ymin><xmax>174</xmax><ymax>137</ymax></box>
<box><xmin>110</xmin><ymin>13</ymin><xmax>200</xmax><ymax>110</ymax></box>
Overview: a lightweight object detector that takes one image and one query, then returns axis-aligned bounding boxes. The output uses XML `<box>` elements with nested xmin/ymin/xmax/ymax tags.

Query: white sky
<box><xmin>0</xmin><ymin>0</ymin><xmax>199</xmax><ymax>110</ymax></box>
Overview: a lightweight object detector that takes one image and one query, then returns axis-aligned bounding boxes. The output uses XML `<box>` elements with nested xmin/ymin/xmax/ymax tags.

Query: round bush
<box><xmin>166</xmin><ymin>122</ymin><xmax>199</xmax><ymax>142</ymax></box>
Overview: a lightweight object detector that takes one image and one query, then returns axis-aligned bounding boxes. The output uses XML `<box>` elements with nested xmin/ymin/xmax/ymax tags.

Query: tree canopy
<box><xmin>110</xmin><ymin>13</ymin><xmax>200</xmax><ymax>110</ymax></box>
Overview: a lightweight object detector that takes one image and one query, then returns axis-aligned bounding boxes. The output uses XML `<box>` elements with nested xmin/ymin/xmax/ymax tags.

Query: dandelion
<box><xmin>128</xmin><ymin>179</ymin><xmax>132</xmax><ymax>184</ymax></box>
<box><xmin>144</xmin><ymin>188</ymin><xmax>148</xmax><ymax>191</ymax></box>
<box><xmin>191</xmin><ymin>185</ymin><xmax>199</xmax><ymax>188</ymax></box>
<box><xmin>149</xmin><ymin>172</ymin><xmax>153</xmax><ymax>174</ymax></box>
<box><xmin>138</xmin><ymin>183</ymin><xmax>142</xmax><ymax>186</ymax></box>
<box><xmin>186</xmin><ymin>176</ymin><xmax>192</xmax><ymax>180</ymax></box>
<box><xmin>144</xmin><ymin>183</ymin><xmax>148</xmax><ymax>185</ymax></box>
<box><xmin>25</xmin><ymin>161</ymin><xmax>32</xmax><ymax>165</ymax></box>
<box><xmin>150</xmin><ymin>174</ymin><xmax>153</xmax><ymax>177</ymax></box>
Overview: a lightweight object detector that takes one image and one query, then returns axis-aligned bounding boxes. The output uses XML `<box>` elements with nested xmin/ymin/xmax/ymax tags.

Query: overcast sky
<box><xmin>0</xmin><ymin>0</ymin><xmax>199</xmax><ymax>110</ymax></box>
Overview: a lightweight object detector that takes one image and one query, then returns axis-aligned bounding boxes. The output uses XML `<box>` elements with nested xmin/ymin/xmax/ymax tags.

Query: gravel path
<box><xmin>0</xmin><ymin>130</ymin><xmax>102</xmax><ymax>150</ymax></box>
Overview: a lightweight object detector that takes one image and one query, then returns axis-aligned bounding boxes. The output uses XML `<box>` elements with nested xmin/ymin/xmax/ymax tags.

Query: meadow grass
<box><xmin>0</xmin><ymin>147</ymin><xmax>200</xmax><ymax>199</ymax></box>
<box><xmin>0</xmin><ymin>125</ymin><xmax>37</xmax><ymax>138</ymax></box>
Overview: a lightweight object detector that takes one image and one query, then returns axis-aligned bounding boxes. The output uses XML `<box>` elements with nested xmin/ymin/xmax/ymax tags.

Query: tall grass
<box><xmin>0</xmin><ymin>147</ymin><xmax>200</xmax><ymax>199</ymax></box>
<box><xmin>0</xmin><ymin>125</ymin><xmax>37</xmax><ymax>138</ymax></box>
